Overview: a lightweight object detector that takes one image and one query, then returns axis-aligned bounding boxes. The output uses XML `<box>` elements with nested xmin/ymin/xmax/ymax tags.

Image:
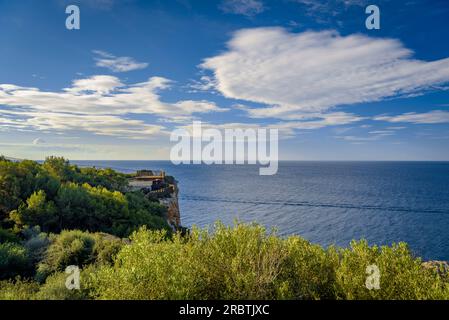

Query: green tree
<box><xmin>74</xmin><ymin>167</ymin><xmax>129</xmax><ymax>192</ymax></box>
<box><xmin>10</xmin><ymin>190</ymin><xmax>58</xmax><ymax>232</ymax></box>
<box><xmin>42</xmin><ymin>156</ymin><xmax>73</xmax><ymax>182</ymax></box>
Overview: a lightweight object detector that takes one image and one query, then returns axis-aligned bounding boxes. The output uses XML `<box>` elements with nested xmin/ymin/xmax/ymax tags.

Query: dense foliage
<box><xmin>87</xmin><ymin>223</ymin><xmax>449</xmax><ymax>300</ymax></box>
<box><xmin>1</xmin><ymin>223</ymin><xmax>449</xmax><ymax>300</ymax></box>
<box><xmin>0</xmin><ymin>156</ymin><xmax>168</xmax><ymax>236</ymax></box>
<box><xmin>0</xmin><ymin>156</ymin><xmax>169</xmax><ymax>297</ymax></box>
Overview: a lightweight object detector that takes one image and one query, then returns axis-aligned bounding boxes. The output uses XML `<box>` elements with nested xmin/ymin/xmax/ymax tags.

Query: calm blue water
<box><xmin>73</xmin><ymin>161</ymin><xmax>449</xmax><ymax>261</ymax></box>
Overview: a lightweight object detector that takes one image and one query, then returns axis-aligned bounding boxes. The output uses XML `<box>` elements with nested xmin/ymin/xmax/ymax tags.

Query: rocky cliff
<box><xmin>158</xmin><ymin>186</ymin><xmax>181</xmax><ymax>228</ymax></box>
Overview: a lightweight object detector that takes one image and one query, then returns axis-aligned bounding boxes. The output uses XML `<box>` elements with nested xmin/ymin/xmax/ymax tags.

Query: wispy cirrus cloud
<box><xmin>201</xmin><ymin>27</ymin><xmax>449</xmax><ymax>120</ymax></box>
<box><xmin>274</xmin><ymin>112</ymin><xmax>365</xmax><ymax>131</ymax></box>
<box><xmin>335</xmin><ymin>134</ymin><xmax>391</xmax><ymax>142</ymax></box>
<box><xmin>188</xmin><ymin>76</ymin><xmax>217</xmax><ymax>93</ymax></box>
<box><xmin>293</xmin><ymin>0</ymin><xmax>370</xmax><ymax>12</ymax></box>
<box><xmin>292</xmin><ymin>0</ymin><xmax>372</xmax><ymax>23</ymax></box>
<box><xmin>93</xmin><ymin>50</ymin><xmax>149</xmax><ymax>73</ymax></box>
<box><xmin>219</xmin><ymin>0</ymin><xmax>265</xmax><ymax>16</ymax></box>
<box><xmin>336</xmin><ymin>129</ymin><xmax>397</xmax><ymax>143</ymax></box>
<box><xmin>374</xmin><ymin>110</ymin><xmax>449</xmax><ymax>124</ymax></box>
<box><xmin>177</xmin><ymin>112</ymin><xmax>364</xmax><ymax>141</ymax></box>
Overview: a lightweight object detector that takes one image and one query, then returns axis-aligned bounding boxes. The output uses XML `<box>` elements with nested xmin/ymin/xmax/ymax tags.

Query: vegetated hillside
<box><xmin>0</xmin><ymin>156</ymin><xmax>169</xmax><ymax>236</ymax></box>
<box><xmin>1</xmin><ymin>156</ymin><xmax>448</xmax><ymax>300</ymax></box>
<box><xmin>0</xmin><ymin>156</ymin><xmax>169</xmax><ymax>290</ymax></box>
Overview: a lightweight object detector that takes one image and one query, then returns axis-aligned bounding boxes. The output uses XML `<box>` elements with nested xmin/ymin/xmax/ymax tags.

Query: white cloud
<box><xmin>386</xmin><ymin>126</ymin><xmax>406</xmax><ymax>130</ymax></box>
<box><xmin>0</xmin><ymin>75</ymin><xmax>224</xmax><ymax>117</ymax></box>
<box><xmin>188</xmin><ymin>76</ymin><xmax>217</xmax><ymax>92</ymax></box>
<box><xmin>336</xmin><ymin>131</ymin><xmax>395</xmax><ymax>142</ymax></box>
<box><xmin>93</xmin><ymin>50</ymin><xmax>149</xmax><ymax>72</ymax></box>
<box><xmin>368</xmin><ymin>130</ymin><xmax>395</xmax><ymax>135</ymax></box>
<box><xmin>201</xmin><ymin>28</ymin><xmax>449</xmax><ymax>120</ymax></box>
<box><xmin>0</xmin><ymin>75</ymin><xmax>226</xmax><ymax>138</ymax></box>
<box><xmin>177</xmin><ymin>111</ymin><xmax>364</xmax><ymax>140</ymax></box>
<box><xmin>287</xmin><ymin>112</ymin><xmax>364</xmax><ymax>129</ymax></box>
<box><xmin>0</xmin><ymin>115</ymin><xmax>27</xmax><ymax>131</ymax></box>
<box><xmin>65</xmin><ymin>75</ymin><xmax>124</xmax><ymax>94</ymax></box>
<box><xmin>219</xmin><ymin>0</ymin><xmax>265</xmax><ymax>16</ymax></box>
<box><xmin>375</xmin><ymin>110</ymin><xmax>449</xmax><ymax>124</ymax></box>
<box><xmin>32</xmin><ymin>138</ymin><xmax>46</xmax><ymax>145</ymax></box>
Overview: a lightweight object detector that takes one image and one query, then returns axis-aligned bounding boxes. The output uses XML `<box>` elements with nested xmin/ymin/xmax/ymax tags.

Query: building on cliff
<box><xmin>129</xmin><ymin>171</ymin><xmax>181</xmax><ymax>230</ymax></box>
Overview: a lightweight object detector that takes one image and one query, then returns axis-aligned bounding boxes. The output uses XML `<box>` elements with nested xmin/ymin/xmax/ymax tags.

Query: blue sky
<box><xmin>1</xmin><ymin>0</ymin><xmax>449</xmax><ymax>160</ymax></box>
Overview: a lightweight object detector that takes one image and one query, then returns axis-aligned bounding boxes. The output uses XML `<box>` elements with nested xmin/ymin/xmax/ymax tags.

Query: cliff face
<box><xmin>158</xmin><ymin>186</ymin><xmax>181</xmax><ymax>228</ymax></box>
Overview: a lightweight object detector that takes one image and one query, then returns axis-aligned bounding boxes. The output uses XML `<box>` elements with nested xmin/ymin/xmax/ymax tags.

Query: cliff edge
<box><xmin>128</xmin><ymin>170</ymin><xmax>181</xmax><ymax>230</ymax></box>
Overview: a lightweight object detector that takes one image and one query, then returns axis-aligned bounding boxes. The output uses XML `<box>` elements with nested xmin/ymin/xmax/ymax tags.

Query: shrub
<box><xmin>0</xmin><ymin>243</ymin><xmax>32</xmax><ymax>280</ymax></box>
<box><xmin>0</xmin><ymin>278</ymin><xmax>39</xmax><ymax>300</ymax></box>
<box><xmin>92</xmin><ymin>233</ymin><xmax>123</xmax><ymax>266</ymax></box>
<box><xmin>188</xmin><ymin>223</ymin><xmax>287</xmax><ymax>299</ymax></box>
<box><xmin>334</xmin><ymin>240</ymin><xmax>449</xmax><ymax>300</ymax></box>
<box><xmin>23</xmin><ymin>227</ymin><xmax>51</xmax><ymax>265</ymax></box>
<box><xmin>90</xmin><ymin>228</ymin><xmax>194</xmax><ymax>299</ymax></box>
<box><xmin>35</xmin><ymin>267</ymin><xmax>96</xmax><ymax>300</ymax></box>
<box><xmin>36</xmin><ymin>230</ymin><xmax>97</xmax><ymax>282</ymax></box>
<box><xmin>36</xmin><ymin>230</ymin><xmax>124</xmax><ymax>283</ymax></box>
<box><xmin>275</xmin><ymin>237</ymin><xmax>339</xmax><ymax>299</ymax></box>
<box><xmin>90</xmin><ymin>223</ymin><xmax>449</xmax><ymax>300</ymax></box>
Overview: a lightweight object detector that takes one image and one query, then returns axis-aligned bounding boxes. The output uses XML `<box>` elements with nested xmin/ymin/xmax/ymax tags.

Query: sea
<box><xmin>72</xmin><ymin>161</ymin><xmax>449</xmax><ymax>261</ymax></box>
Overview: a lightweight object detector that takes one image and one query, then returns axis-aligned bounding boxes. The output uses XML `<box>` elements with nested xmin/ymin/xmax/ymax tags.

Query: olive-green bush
<box><xmin>34</xmin><ymin>267</ymin><xmax>96</xmax><ymax>300</ymax></box>
<box><xmin>88</xmin><ymin>223</ymin><xmax>449</xmax><ymax>300</ymax></box>
<box><xmin>36</xmin><ymin>230</ymin><xmax>123</xmax><ymax>282</ymax></box>
<box><xmin>0</xmin><ymin>243</ymin><xmax>32</xmax><ymax>280</ymax></box>
<box><xmin>0</xmin><ymin>278</ymin><xmax>39</xmax><ymax>300</ymax></box>
<box><xmin>333</xmin><ymin>240</ymin><xmax>449</xmax><ymax>299</ymax></box>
